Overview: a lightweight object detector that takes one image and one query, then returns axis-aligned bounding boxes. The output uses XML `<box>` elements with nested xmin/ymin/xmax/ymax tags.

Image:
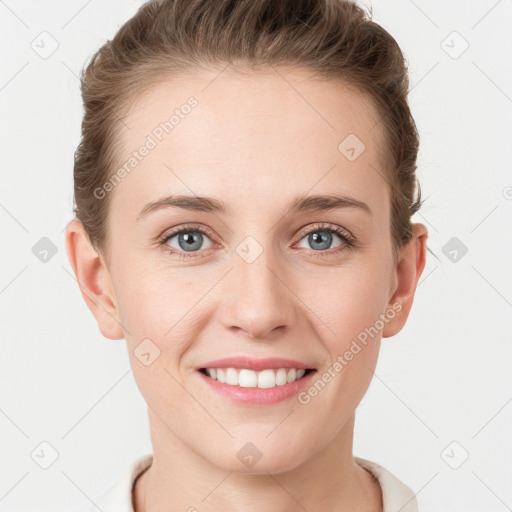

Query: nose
<box><xmin>217</xmin><ymin>243</ymin><xmax>297</xmax><ymax>340</ymax></box>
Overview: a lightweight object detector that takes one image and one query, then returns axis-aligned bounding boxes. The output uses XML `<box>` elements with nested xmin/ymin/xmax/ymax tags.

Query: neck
<box><xmin>133</xmin><ymin>409</ymin><xmax>382</xmax><ymax>512</ymax></box>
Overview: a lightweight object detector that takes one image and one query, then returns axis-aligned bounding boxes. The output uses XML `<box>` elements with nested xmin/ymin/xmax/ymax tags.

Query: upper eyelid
<box><xmin>160</xmin><ymin>223</ymin><xmax>217</xmax><ymax>243</ymax></box>
<box><xmin>296</xmin><ymin>222</ymin><xmax>352</xmax><ymax>238</ymax></box>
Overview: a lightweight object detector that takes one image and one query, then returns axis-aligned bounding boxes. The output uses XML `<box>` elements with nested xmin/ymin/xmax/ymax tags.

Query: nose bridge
<box><xmin>219</xmin><ymin>235</ymin><xmax>296</xmax><ymax>339</ymax></box>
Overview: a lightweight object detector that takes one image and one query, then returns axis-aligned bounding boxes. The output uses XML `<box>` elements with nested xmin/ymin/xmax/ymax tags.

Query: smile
<box><xmin>200</xmin><ymin>367</ymin><xmax>314</xmax><ymax>388</ymax></box>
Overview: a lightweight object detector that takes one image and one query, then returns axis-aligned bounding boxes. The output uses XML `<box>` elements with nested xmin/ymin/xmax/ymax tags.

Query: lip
<box><xmin>197</xmin><ymin>356</ymin><xmax>314</xmax><ymax>371</ymax></box>
<box><xmin>197</xmin><ymin>367</ymin><xmax>317</xmax><ymax>406</ymax></box>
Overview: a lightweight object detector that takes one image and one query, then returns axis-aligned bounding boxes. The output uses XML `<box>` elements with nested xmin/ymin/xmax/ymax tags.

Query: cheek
<box><xmin>114</xmin><ymin>268</ymin><xmax>206</xmax><ymax>410</ymax></box>
<box><xmin>113</xmin><ymin>262</ymin><xmax>217</xmax><ymax>384</ymax></box>
<box><xmin>308</xmin><ymin>261</ymin><xmax>390</xmax><ymax>342</ymax></box>
<box><xmin>113</xmin><ymin>254</ymin><xmax>204</xmax><ymax>337</ymax></box>
<box><xmin>297</xmin><ymin>261</ymin><xmax>391</xmax><ymax>406</ymax></box>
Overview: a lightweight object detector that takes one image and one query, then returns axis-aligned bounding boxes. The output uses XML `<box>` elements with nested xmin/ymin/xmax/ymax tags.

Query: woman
<box><xmin>65</xmin><ymin>0</ymin><xmax>428</xmax><ymax>510</ymax></box>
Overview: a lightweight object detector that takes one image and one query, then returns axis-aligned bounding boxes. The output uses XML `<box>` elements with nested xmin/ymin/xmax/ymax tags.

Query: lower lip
<box><xmin>197</xmin><ymin>369</ymin><xmax>317</xmax><ymax>405</ymax></box>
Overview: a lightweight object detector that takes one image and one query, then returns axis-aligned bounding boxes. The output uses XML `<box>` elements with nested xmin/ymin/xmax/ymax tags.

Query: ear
<box><xmin>64</xmin><ymin>219</ymin><xmax>124</xmax><ymax>340</ymax></box>
<box><xmin>382</xmin><ymin>223</ymin><xmax>428</xmax><ymax>338</ymax></box>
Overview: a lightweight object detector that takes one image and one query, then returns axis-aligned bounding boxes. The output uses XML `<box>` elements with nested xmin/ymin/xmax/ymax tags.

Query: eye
<box><xmin>159</xmin><ymin>224</ymin><xmax>214</xmax><ymax>259</ymax></box>
<box><xmin>295</xmin><ymin>223</ymin><xmax>356</xmax><ymax>256</ymax></box>
<box><xmin>158</xmin><ymin>222</ymin><xmax>356</xmax><ymax>259</ymax></box>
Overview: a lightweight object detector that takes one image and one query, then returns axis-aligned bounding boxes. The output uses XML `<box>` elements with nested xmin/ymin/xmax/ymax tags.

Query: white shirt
<box><xmin>88</xmin><ymin>453</ymin><xmax>418</xmax><ymax>512</ymax></box>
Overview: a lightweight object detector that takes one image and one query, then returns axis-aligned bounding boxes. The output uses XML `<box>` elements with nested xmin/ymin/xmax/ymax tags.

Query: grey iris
<box><xmin>179</xmin><ymin>231</ymin><xmax>203</xmax><ymax>251</ymax></box>
<box><xmin>309</xmin><ymin>231</ymin><xmax>332</xmax><ymax>250</ymax></box>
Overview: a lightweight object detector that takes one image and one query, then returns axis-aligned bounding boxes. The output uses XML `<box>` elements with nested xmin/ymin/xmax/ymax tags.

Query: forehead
<box><xmin>109</xmin><ymin>66</ymin><xmax>389</xmax><ymax>221</ymax></box>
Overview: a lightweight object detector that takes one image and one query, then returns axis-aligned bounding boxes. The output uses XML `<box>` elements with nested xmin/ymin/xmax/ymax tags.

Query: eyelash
<box><xmin>158</xmin><ymin>222</ymin><xmax>357</xmax><ymax>260</ymax></box>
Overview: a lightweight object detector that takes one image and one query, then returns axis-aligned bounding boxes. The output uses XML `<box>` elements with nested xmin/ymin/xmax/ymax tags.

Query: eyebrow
<box><xmin>136</xmin><ymin>193</ymin><xmax>372</xmax><ymax>221</ymax></box>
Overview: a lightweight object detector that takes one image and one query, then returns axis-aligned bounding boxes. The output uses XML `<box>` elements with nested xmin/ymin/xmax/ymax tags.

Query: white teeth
<box><xmin>257</xmin><ymin>369</ymin><xmax>275</xmax><ymax>388</ymax></box>
<box><xmin>239</xmin><ymin>369</ymin><xmax>257</xmax><ymax>387</ymax></box>
<box><xmin>203</xmin><ymin>367</ymin><xmax>310</xmax><ymax>388</ymax></box>
<box><xmin>275</xmin><ymin>368</ymin><xmax>288</xmax><ymax>385</ymax></box>
<box><xmin>225</xmin><ymin>367</ymin><xmax>239</xmax><ymax>386</ymax></box>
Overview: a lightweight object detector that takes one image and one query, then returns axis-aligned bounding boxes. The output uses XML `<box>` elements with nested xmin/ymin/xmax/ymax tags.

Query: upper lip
<box><xmin>198</xmin><ymin>356</ymin><xmax>314</xmax><ymax>371</ymax></box>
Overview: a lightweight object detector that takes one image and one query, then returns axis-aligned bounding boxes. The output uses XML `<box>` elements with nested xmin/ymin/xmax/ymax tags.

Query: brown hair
<box><xmin>73</xmin><ymin>0</ymin><xmax>422</xmax><ymax>263</ymax></box>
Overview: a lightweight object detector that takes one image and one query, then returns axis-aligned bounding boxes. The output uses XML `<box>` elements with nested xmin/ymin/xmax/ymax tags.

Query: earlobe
<box><xmin>382</xmin><ymin>223</ymin><xmax>428</xmax><ymax>338</ymax></box>
<box><xmin>64</xmin><ymin>219</ymin><xmax>125</xmax><ymax>340</ymax></box>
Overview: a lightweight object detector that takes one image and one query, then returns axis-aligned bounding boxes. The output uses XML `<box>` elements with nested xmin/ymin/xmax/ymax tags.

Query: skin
<box><xmin>65</xmin><ymin>66</ymin><xmax>427</xmax><ymax>512</ymax></box>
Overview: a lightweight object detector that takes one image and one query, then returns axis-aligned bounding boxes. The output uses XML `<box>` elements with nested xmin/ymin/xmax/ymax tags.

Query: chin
<box><xmin>208</xmin><ymin>443</ymin><xmax>308</xmax><ymax>475</ymax></box>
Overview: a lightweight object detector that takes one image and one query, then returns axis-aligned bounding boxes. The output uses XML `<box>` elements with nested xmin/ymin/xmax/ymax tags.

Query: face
<box><xmin>94</xmin><ymin>67</ymin><xmax>405</xmax><ymax>473</ymax></box>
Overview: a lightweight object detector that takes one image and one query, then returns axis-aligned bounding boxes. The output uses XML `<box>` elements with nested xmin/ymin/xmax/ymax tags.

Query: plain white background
<box><xmin>1</xmin><ymin>1</ymin><xmax>511</xmax><ymax>511</ymax></box>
